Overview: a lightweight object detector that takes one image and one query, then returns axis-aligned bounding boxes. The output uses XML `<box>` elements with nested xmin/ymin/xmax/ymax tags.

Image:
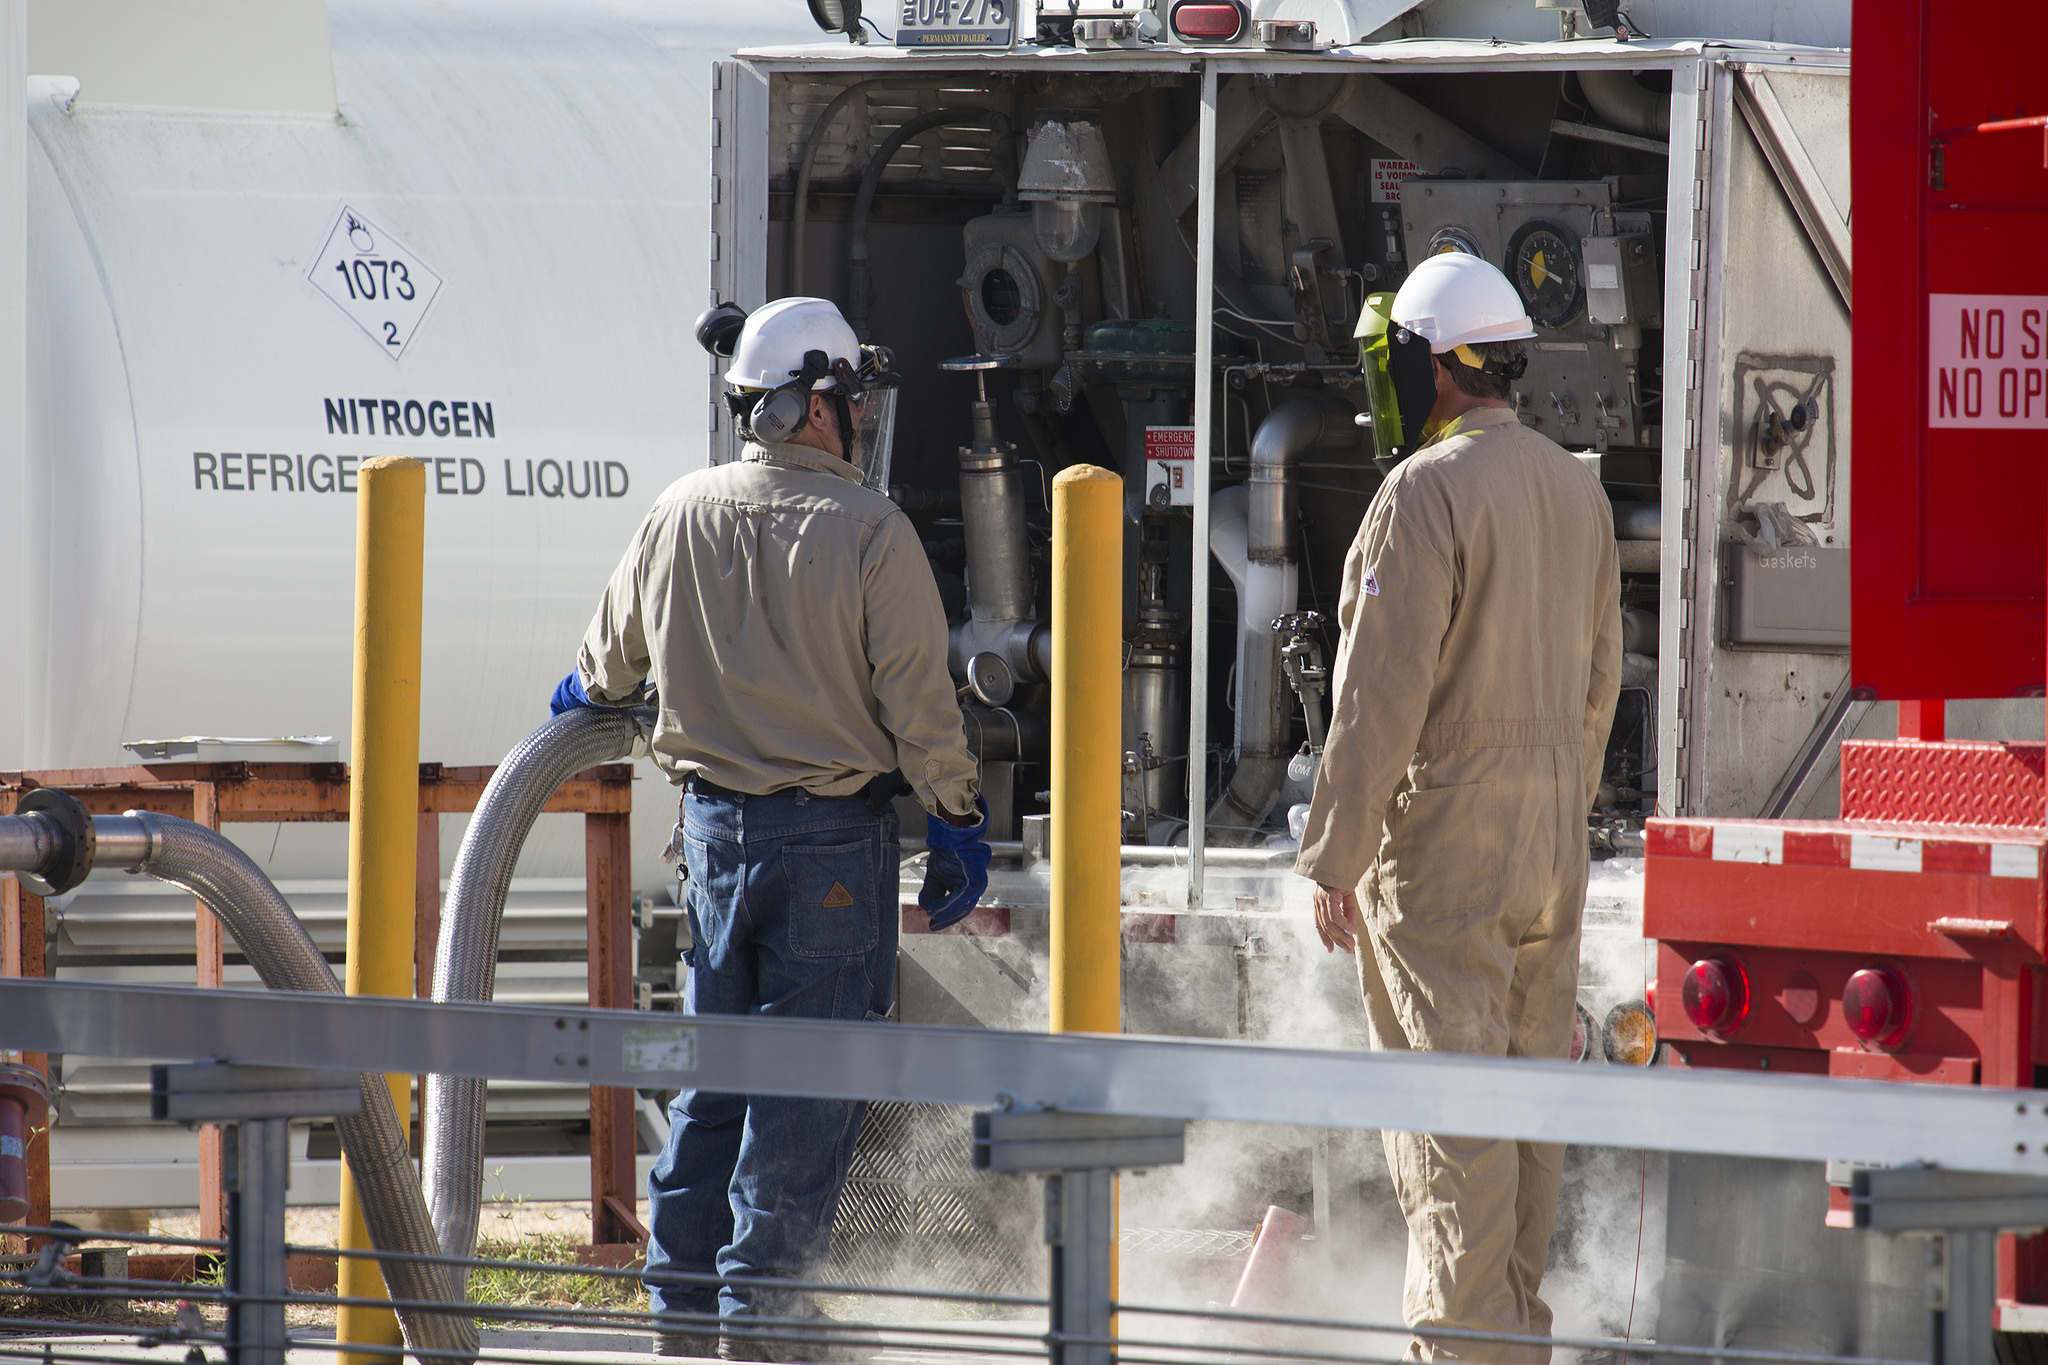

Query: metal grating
<box><xmin>1120</xmin><ymin>1226</ymin><xmax>1257</xmax><ymax>1260</ymax></box>
<box><xmin>827</xmin><ymin>1101</ymin><xmax>1040</xmax><ymax>1297</ymax></box>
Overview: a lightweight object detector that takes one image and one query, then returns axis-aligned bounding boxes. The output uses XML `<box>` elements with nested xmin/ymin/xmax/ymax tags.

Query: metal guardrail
<box><xmin>3</xmin><ymin>977</ymin><xmax>2044</xmax><ymax>1365</ymax></box>
<box><xmin>3</xmin><ymin>979</ymin><xmax>2044</xmax><ymax>1176</ymax></box>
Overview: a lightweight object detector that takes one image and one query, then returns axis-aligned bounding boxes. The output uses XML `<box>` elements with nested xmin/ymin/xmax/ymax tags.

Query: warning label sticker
<box><xmin>1370</xmin><ymin>158</ymin><xmax>1422</xmax><ymax>204</ymax></box>
<box><xmin>1144</xmin><ymin>425</ymin><xmax>1196</xmax><ymax>508</ymax></box>
<box><xmin>1928</xmin><ymin>293</ymin><xmax>2048</xmax><ymax>429</ymax></box>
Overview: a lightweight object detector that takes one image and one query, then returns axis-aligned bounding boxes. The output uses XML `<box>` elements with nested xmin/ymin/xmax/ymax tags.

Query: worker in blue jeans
<box><xmin>654</xmin><ymin>782</ymin><xmax>899</xmax><ymax>1336</ymax></box>
<box><xmin>554</xmin><ymin>298</ymin><xmax>990</xmax><ymax>1363</ymax></box>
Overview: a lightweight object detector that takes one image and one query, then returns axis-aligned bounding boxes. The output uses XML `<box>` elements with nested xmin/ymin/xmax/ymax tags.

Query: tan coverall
<box><xmin>1294</xmin><ymin>406</ymin><xmax>1622</xmax><ymax>1362</ymax></box>
<box><xmin>576</xmin><ymin>438</ymin><xmax>979</xmax><ymax>815</ymax></box>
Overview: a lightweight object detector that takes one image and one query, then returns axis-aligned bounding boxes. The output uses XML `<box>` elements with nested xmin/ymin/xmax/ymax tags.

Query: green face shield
<box><xmin>1356</xmin><ymin>291</ymin><xmax>1438</xmax><ymax>468</ymax></box>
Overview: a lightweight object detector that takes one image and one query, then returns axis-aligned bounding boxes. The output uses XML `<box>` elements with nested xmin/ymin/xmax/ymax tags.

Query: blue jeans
<box><xmin>645</xmin><ymin>786</ymin><xmax>898</xmax><ymax>1326</ymax></box>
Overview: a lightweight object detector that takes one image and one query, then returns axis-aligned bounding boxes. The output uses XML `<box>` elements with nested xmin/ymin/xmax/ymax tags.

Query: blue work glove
<box><xmin>549</xmin><ymin>669</ymin><xmax>595</xmax><ymax>716</ymax></box>
<box><xmin>919</xmin><ymin>798</ymin><xmax>991</xmax><ymax>932</ymax></box>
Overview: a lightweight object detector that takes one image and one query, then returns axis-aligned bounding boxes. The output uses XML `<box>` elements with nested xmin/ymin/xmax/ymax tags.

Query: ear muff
<box><xmin>749</xmin><ymin>385</ymin><xmax>814</xmax><ymax>444</ymax></box>
<box><xmin>743</xmin><ymin>349</ymin><xmax>835</xmax><ymax>444</ymax></box>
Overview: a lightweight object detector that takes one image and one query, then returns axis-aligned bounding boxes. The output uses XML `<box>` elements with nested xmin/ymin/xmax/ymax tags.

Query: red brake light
<box><xmin>1681</xmin><ymin>955</ymin><xmax>1750</xmax><ymax>1035</ymax></box>
<box><xmin>1171</xmin><ymin>1</ymin><xmax>1245</xmax><ymax>41</ymax></box>
<box><xmin>1843</xmin><ymin>965</ymin><xmax>1913</xmax><ymax>1049</ymax></box>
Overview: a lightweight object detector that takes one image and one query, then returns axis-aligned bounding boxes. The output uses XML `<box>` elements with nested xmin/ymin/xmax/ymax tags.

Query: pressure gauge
<box><xmin>1426</xmin><ymin>225</ymin><xmax>1482</xmax><ymax>258</ymax></box>
<box><xmin>1505</xmin><ymin>220</ymin><xmax>1584</xmax><ymax>328</ymax></box>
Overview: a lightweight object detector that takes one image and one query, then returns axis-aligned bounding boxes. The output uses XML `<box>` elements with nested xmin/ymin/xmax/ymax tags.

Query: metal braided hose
<box><xmin>421</xmin><ymin>706</ymin><xmax>647</xmax><ymax>1282</ymax></box>
<box><xmin>127</xmin><ymin>812</ymin><xmax>478</xmax><ymax>1361</ymax></box>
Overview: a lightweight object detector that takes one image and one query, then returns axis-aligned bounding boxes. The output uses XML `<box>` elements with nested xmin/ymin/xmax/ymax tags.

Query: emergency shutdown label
<box><xmin>1145</xmin><ymin>425</ymin><xmax>1196</xmax><ymax>508</ymax></box>
<box><xmin>1929</xmin><ymin>293</ymin><xmax>2048</xmax><ymax>429</ymax></box>
<box><xmin>306</xmin><ymin>204</ymin><xmax>445</xmax><ymax>359</ymax></box>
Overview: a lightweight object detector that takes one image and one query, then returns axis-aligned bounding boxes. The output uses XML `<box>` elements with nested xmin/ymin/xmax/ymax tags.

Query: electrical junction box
<box><xmin>1725</xmin><ymin>544</ymin><xmax>1850</xmax><ymax>651</ymax></box>
<box><xmin>1582</xmin><ymin>233</ymin><xmax>1660</xmax><ymax>327</ymax></box>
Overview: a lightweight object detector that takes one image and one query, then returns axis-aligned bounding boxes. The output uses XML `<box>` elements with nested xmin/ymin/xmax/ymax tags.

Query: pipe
<box><xmin>1123</xmin><ymin>646</ymin><xmax>1184</xmax><ymax>836</ymax></box>
<box><xmin>952</xmin><ymin>382</ymin><xmax>1052</xmax><ymax>687</ymax></box>
<box><xmin>0</xmin><ymin>816</ymin><xmax>65</xmax><ymax>873</ymax></box>
<box><xmin>847</xmin><ymin>108</ymin><xmax>1005</xmax><ymax>340</ymax></box>
<box><xmin>960</xmin><ymin>407</ymin><xmax>1033</xmax><ymax>628</ymax></box>
<box><xmin>341</xmin><ymin>455</ymin><xmax>426</xmax><ymax>1362</ymax></box>
<box><xmin>789</xmin><ymin>78</ymin><xmax>963</xmax><ymax>297</ymax></box>
<box><xmin>960</xmin><ymin>701</ymin><xmax>1045</xmax><ymax>765</ymax></box>
<box><xmin>1207</xmin><ymin>395</ymin><xmax>1363</xmax><ymax>845</ymax></box>
<box><xmin>1051</xmin><ymin>465</ymin><xmax>1124</xmax><ymax>1037</ymax></box>
<box><xmin>0</xmin><ymin>1063</ymin><xmax>49</xmax><ymax>1224</ymax></box>
<box><xmin>1249</xmin><ymin>392</ymin><xmax>1358</xmax><ymax>564</ymax></box>
<box><xmin>1578</xmin><ymin>71</ymin><xmax>1670</xmax><ymax>141</ymax></box>
<box><xmin>0</xmin><ymin>809</ymin><xmax>476</xmax><ymax>1359</ymax></box>
<box><xmin>1613</xmin><ymin>500</ymin><xmax>1660</xmax><ymax>540</ymax></box>
<box><xmin>1229</xmin><ymin>1205</ymin><xmax>1309</xmax><ymax>1311</ymax></box>
<box><xmin>422</xmin><ymin>705</ymin><xmax>649</xmax><ymax>1281</ymax></box>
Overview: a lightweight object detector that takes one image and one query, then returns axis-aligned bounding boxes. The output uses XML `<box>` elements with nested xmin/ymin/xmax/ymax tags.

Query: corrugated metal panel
<box><xmin>46</xmin><ymin>874</ymin><xmax>613</xmax><ymax>1127</ymax></box>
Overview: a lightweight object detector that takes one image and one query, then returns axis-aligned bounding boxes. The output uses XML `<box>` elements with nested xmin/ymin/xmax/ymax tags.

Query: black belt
<box><xmin>686</xmin><ymin>771</ymin><xmax>908</xmax><ymax>816</ymax></box>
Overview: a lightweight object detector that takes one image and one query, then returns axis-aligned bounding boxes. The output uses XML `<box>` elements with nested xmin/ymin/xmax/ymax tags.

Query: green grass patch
<box><xmin>467</xmin><ymin>1232</ymin><xmax>645</xmax><ymax>1324</ymax></box>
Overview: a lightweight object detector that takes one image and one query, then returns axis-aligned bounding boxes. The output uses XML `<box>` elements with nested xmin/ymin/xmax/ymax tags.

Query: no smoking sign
<box><xmin>306</xmin><ymin>204</ymin><xmax>445</xmax><ymax>360</ymax></box>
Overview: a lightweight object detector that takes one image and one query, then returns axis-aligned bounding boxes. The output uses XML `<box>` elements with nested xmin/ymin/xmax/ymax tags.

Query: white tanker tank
<box><xmin>20</xmin><ymin>0</ymin><xmax>809</xmax><ymax>895</ymax></box>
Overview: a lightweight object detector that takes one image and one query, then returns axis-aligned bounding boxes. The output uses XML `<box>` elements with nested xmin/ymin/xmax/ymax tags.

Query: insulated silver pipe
<box><xmin>90</xmin><ymin>815</ymin><xmax>154</xmax><ymax>868</ymax></box>
<box><xmin>423</xmin><ymin>706</ymin><xmax>647</xmax><ymax>1281</ymax></box>
<box><xmin>1247</xmin><ymin>391</ymin><xmax>1359</xmax><ymax>564</ymax></box>
<box><xmin>1209</xmin><ymin>393</ymin><xmax>1363</xmax><ymax>845</ymax></box>
<box><xmin>0</xmin><ymin>814</ymin><xmax>65</xmax><ymax>872</ymax></box>
<box><xmin>107</xmin><ymin>813</ymin><xmax>474</xmax><ymax>1360</ymax></box>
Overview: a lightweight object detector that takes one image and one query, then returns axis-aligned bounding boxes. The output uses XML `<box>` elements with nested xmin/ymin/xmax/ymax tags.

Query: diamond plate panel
<box><xmin>827</xmin><ymin>1100</ymin><xmax>1041</xmax><ymax>1297</ymax></box>
<box><xmin>1839</xmin><ymin>740</ymin><xmax>2045</xmax><ymax>827</ymax></box>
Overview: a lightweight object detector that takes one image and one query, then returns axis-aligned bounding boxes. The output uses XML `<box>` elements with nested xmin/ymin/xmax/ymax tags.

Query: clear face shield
<box><xmin>851</xmin><ymin>344</ymin><xmax>902</xmax><ymax>492</ymax></box>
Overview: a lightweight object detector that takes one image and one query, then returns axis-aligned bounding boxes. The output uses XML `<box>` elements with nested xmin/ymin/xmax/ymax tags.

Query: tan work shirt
<box><xmin>1295</xmin><ymin>406</ymin><xmax>1622</xmax><ymax>892</ymax></box>
<box><xmin>576</xmin><ymin>439</ymin><xmax>979</xmax><ymax>819</ymax></box>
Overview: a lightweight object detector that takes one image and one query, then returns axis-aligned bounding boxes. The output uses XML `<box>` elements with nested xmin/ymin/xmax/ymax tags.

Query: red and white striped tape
<box><xmin>1650</xmin><ymin>822</ymin><xmax>2042</xmax><ymax>879</ymax></box>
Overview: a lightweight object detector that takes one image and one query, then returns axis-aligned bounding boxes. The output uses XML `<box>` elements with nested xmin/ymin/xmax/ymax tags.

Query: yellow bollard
<box><xmin>1051</xmin><ymin>464</ymin><xmax>1125</xmax><ymax>1319</ymax></box>
<box><xmin>338</xmin><ymin>456</ymin><xmax>426</xmax><ymax>1364</ymax></box>
<box><xmin>1050</xmin><ymin>464</ymin><xmax>1123</xmax><ymax>1036</ymax></box>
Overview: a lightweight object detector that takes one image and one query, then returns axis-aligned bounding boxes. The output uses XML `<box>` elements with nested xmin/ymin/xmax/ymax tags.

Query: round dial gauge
<box><xmin>1427</xmin><ymin>225</ymin><xmax>1482</xmax><ymax>258</ymax></box>
<box><xmin>1506</xmin><ymin>220</ymin><xmax>1584</xmax><ymax>328</ymax></box>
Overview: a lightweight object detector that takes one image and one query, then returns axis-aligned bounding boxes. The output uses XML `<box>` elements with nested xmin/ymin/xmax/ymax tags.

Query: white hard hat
<box><xmin>725</xmin><ymin>297</ymin><xmax>860</xmax><ymax>391</ymax></box>
<box><xmin>1390</xmin><ymin>252</ymin><xmax>1536</xmax><ymax>353</ymax></box>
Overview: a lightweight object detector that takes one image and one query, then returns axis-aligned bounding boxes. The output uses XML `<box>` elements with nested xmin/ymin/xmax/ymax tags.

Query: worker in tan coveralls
<box><xmin>1294</xmin><ymin>253</ymin><xmax>1622</xmax><ymax>1363</ymax></box>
